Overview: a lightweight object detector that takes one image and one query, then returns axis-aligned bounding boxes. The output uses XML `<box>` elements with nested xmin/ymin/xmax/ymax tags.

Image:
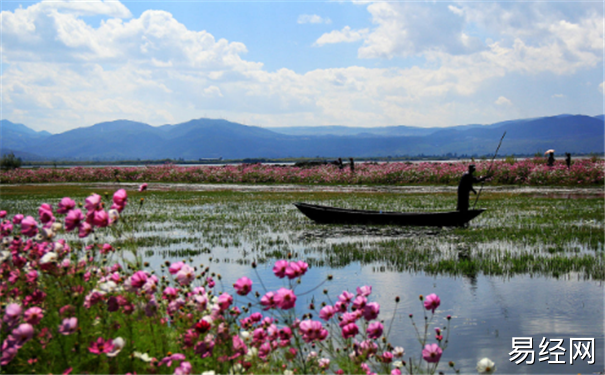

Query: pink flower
<box><xmin>20</xmin><ymin>216</ymin><xmax>38</xmax><ymax>237</ymax></box>
<box><xmin>138</xmin><ymin>183</ymin><xmax>148</xmax><ymax>192</ymax></box>
<box><xmin>299</xmin><ymin>320</ymin><xmax>328</xmax><ymax>342</ymax></box>
<box><xmin>274</xmin><ymin>288</ymin><xmax>297</xmax><ymax>310</ymax></box>
<box><xmin>38</xmin><ymin>204</ymin><xmax>55</xmax><ymax>227</ymax></box>
<box><xmin>85</xmin><ymin>194</ymin><xmax>102</xmax><ymax>212</ymax></box>
<box><xmin>168</xmin><ymin>261</ymin><xmax>185</xmax><ymax>275</ymax></box>
<box><xmin>391</xmin><ymin>369</ymin><xmax>402</xmax><ymax>375</ymax></box>
<box><xmin>217</xmin><ymin>293</ymin><xmax>233</xmax><ymax>311</ymax></box>
<box><xmin>233</xmin><ymin>276</ymin><xmax>252</xmax><ymax>296</ymax></box>
<box><xmin>272</xmin><ymin>260</ymin><xmax>288</xmax><ymax>278</ymax></box>
<box><xmin>174</xmin><ymin>361</ymin><xmax>192</xmax><ymax>375</ymax></box>
<box><xmin>78</xmin><ymin>222</ymin><xmax>92</xmax><ymax>238</ymax></box>
<box><xmin>176</xmin><ymin>264</ymin><xmax>195</xmax><ymax>286</ymax></box>
<box><xmin>422</xmin><ymin>343</ymin><xmax>443</xmax><ymax>363</ymax></box>
<box><xmin>194</xmin><ymin>337</ymin><xmax>215</xmax><ymax>359</ymax></box>
<box><xmin>285</xmin><ymin>261</ymin><xmax>308</xmax><ymax>279</ymax></box>
<box><xmin>130</xmin><ymin>271</ymin><xmax>148</xmax><ymax>289</ymax></box>
<box><xmin>112</xmin><ymin>189</ymin><xmax>127</xmax><ymax>212</ymax></box>
<box><xmin>367</xmin><ymin>321</ymin><xmax>383</xmax><ymax>339</ymax></box>
<box><xmin>341</xmin><ymin>323</ymin><xmax>359</xmax><ymax>339</ymax></box>
<box><xmin>12</xmin><ymin>214</ymin><xmax>24</xmax><ymax>224</ymax></box>
<box><xmin>352</xmin><ymin>295</ymin><xmax>367</xmax><ymax>310</ymax></box>
<box><xmin>319</xmin><ymin>305</ymin><xmax>336</xmax><ymax>321</ymax></box>
<box><xmin>162</xmin><ymin>287</ymin><xmax>179</xmax><ymax>301</ymax></box>
<box><xmin>338</xmin><ymin>290</ymin><xmax>354</xmax><ymax>304</ymax></box>
<box><xmin>12</xmin><ymin>323</ymin><xmax>35</xmax><ymax>345</ymax></box>
<box><xmin>231</xmin><ymin>335</ymin><xmax>248</xmax><ymax>359</ymax></box>
<box><xmin>423</xmin><ymin>294</ymin><xmax>441</xmax><ymax>314</ymax></box>
<box><xmin>0</xmin><ymin>211</ymin><xmax>5</xmax><ymax>218</ymax></box>
<box><xmin>381</xmin><ymin>351</ymin><xmax>393</xmax><ymax>363</ymax></box>
<box><xmin>363</xmin><ymin>302</ymin><xmax>380</xmax><ymax>321</ymax></box>
<box><xmin>260</xmin><ymin>292</ymin><xmax>276</xmax><ymax>310</ymax></box>
<box><xmin>88</xmin><ymin>337</ymin><xmax>115</xmax><ymax>355</ymax></box>
<box><xmin>356</xmin><ymin>285</ymin><xmax>372</xmax><ymax>297</ymax></box>
<box><xmin>91</xmin><ymin>209</ymin><xmax>109</xmax><ymax>228</ymax></box>
<box><xmin>159</xmin><ymin>353</ymin><xmax>186</xmax><ymax>367</ymax></box>
<box><xmin>3</xmin><ymin>303</ymin><xmax>22</xmax><ymax>323</ymax></box>
<box><xmin>23</xmin><ymin>307</ymin><xmax>44</xmax><ymax>325</ymax></box>
<box><xmin>58</xmin><ymin>317</ymin><xmax>78</xmax><ymax>335</ymax></box>
<box><xmin>64</xmin><ymin>209</ymin><xmax>84</xmax><ymax>232</ymax></box>
<box><xmin>57</xmin><ymin>197</ymin><xmax>75</xmax><ymax>214</ymax></box>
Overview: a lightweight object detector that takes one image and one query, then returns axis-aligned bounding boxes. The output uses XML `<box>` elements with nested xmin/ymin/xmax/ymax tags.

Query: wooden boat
<box><xmin>293</xmin><ymin>202</ymin><xmax>485</xmax><ymax>227</ymax></box>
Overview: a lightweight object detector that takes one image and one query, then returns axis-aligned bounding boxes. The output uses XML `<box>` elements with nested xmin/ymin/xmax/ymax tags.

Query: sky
<box><xmin>1</xmin><ymin>0</ymin><xmax>604</xmax><ymax>133</ymax></box>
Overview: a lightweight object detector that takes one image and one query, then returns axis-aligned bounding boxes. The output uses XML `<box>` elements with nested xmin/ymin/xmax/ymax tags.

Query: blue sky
<box><xmin>1</xmin><ymin>1</ymin><xmax>603</xmax><ymax>133</ymax></box>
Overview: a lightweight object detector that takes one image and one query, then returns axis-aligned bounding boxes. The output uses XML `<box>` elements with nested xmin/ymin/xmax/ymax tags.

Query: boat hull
<box><xmin>293</xmin><ymin>203</ymin><xmax>485</xmax><ymax>227</ymax></box>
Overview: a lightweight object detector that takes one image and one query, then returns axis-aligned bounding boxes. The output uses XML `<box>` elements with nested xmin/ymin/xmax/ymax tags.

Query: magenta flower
<box><xmin>38</xmin><ymin>204</ymin><xmax>55</xmax><ymax>227</ymax></box>
<box><xmin>12</xmin><ymin>323</ymin><xmax>35</xmax><ymax>345</ymax></box>
<box><xmin>356</xmin><ymin>285</ymin><xmax>372</xmax><ymax>297</ymax></box>
<box><xmin>194</xmin><ymin>337</ymin><xmax>215</xmax><ymax>359</ymax></box>
<box><xmin>3</xmin><ymin>303</ymin><xmax>22</xmax><ymax>323</ymax></box>
<box><xmin>162</xmin><ymin>287</ymin><xmax>179</xmax><ymax>301</ymax></box>
<box><xmin>285</xmin><ymin>261</ymin><xmax>308</xmax><ymax>279</ymax></box>
<box><xmin>88</xmin><ymin>337</ymin><xmax>115</xmax><ymax>354</ymax></box>
<box><xmin>159</xmin><ymin>352</ymin><xmax>186</xmax><ymax>367</ymax></box>
<box><xmin>367</xmin><ymin>321</ymin><xmax>384</xmax><ymax>339</ymax></box>
<box><xmin>338</xmin><ymin>290</ymin><xmax>354</xmax><ymax>304</ymax></box>
<box><xmin>260</xmin><ymin>291</ymin><xmax>276</xmax><ymax>310</ymax></box>
<box><xmin>319</xmin><ymin>305</ymin><xmax>336</xmax><ymax>321</ymax></box>
<box><xmin>57</xmin><ymin>197</ymin><xmax>76</xmax><ymax>214</ymax></box>
<box><xmin>341</xmin><ymin>323</ymin><xmax>359</xmax><ymax>339</ymax></box>
<box><xmin>231</xmin><ymin>335</ymin><xmax>248</xmax><ymax>359</ymax></box>
<box><xmin>274</xmin><ymin>288</ymin><xmax>297</xmax><ymax>310</ymax></box>
<box><xmin>168</xmin><ymin>261</ymin><xmax>185</xmax><ymax>275</ymax></box>
<box><xmin>12</xmin><ymin>214</ymin><xmax>24</xmax><ymax>224</ymax></box>
<box><xmin>273</xmin><ymin>260</ymin><xmax>288</xmax><ymax>278</ymax></box>
<box><xmin>217</xmin><ymin>293</ymin><xmax>233</xmax><ymax>311</ymax></box>
<box><xmin>20</xmin><ymin>216</ymin><xmax>38</xmax><ymax>237</ymax></box>
<box><xmin>0</xmin><ymin>211</ymin><xmax>5</xmax><ymax>218</ymax></box>
<box><xmin>138</xmin><ymin>183</ymin><xmax>148</xmax><ymax>192</ymax></box>
<box><xmin>85</xmin><ymin>194</ymin><xmax>102</xmax><ymax>212</ymax></box>
<box><xmin>64</xmin><ymin>209</ymin><xmax>84</xmax><ymax>232</ymax></box>
<box><xmin>233</xmin><ymin>276</ymin><xmax>253</xmax><ymax>296</ymax></box>
<box><xmin>112</xmin><ymin>189</ymin><xmax>127</xmax><ymax>212</ymax></box>
<box><xmin>363</xmin><ymin>302</ymin><xmax>380</xmax><ymax>321</ymax></box>
<box><xmin>78</xmin><ymin>222</ymin><xmax>92</xmax><ymax>238</ymax></box>
<box><xmin>423</xmin><ymin>293</ymin><xmax>441</xmax><ymax>314</ymax></box>
<box><xmin>23</xmin><ymin>307</ymin><xmax>44</xmax><ymax>325</ymax></box>
<box><xmin>58</xmin><ymin>317</ymin><xmax>78</xmax><ymax>335</ymax></box>
<box><xmin>174</xmin><ymin>361</ymin><xmax>192</xmax><ymax>375</ymax></box>
<box><xmin>176</xmin><ymin>264</ymin><xmax>195</xmax><ymax>286</ymax></box>
<box><xmin>91</xmin><ymin>209</ymin><xmax>109</xmax><ymax>228</ymax></box>
<box><xmin>130</xmin><ymin>271</ymin><xmax>148</xmax><ymax>289</ymax></box>
<box><xmin>422</xmin><ymin>343</ymin><xmax>443</xmax><ymax>363</ymax></box>
<box><xmin>299</xmin><ymin>319</ymin><xmax>328</xmax><ymax>342</ymax></box>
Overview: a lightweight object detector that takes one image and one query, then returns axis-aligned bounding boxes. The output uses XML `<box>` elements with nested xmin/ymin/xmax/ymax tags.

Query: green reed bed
<box><xmin>2</xmin><ymin>185</ymin><xmax>603</xmax><ymax>280</ymax></box>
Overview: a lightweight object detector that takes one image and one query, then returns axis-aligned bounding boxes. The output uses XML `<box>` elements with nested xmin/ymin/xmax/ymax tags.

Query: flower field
<box><xmin>2</xmin><ymin>158</ymin><xmax>603</xmax><ymax>186</ymax></box>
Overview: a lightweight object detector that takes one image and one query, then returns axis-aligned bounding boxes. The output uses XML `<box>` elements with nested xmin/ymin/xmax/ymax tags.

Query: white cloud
<box><xmin>552</xmin><ymin>94</ymin><xmax>565</xmax><ymax>98</ymax></box>
<box><xmin>314</xmin><ymin>26</ymin><xmax>368</xmax><ymax>46</ymax></box>
<box><xmin>495</xmin><ymin>96</ymin><xmax>512</xmax><ymax>106</ymax></box>
<box><xmin>600</xmin><ymin>82</ymin><xmax>605</xmax><ymax>95</ymax></box>
<box><xmin>297</xmin><ymin>14</ymin><xmax>331</xmax><ymax>24</ymax></box>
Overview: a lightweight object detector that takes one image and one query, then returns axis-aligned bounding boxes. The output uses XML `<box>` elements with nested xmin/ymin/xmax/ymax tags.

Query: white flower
<box><xmin>244</xmin><ymin>347</ymin><xmax>258</xmax><ymax>361</ymax></box>
<box><xmin>53</xmin><ymin>241</ymin><xmax>64</xmax><ymax>253</ymax></box>
<box><xmin>201</xmin><ymin>372</ymin><xmax>216</xmax><ymax>375</ymax></box>
<box><xmin>240</xmin><ymin>331</ymin><xmax>251</xmax><ymax>340</ymax></box>
<box><xmin>393</xmin><ymin>346</ymin><xmax>405</xmax><ymax>358</ymax></box>
<box><xmin>393</xmin><ymin>361</ymin><xmax>404</xmax><ymax>368</ymax></box>
<box><xmin>40</xmin><ymin>227</ymin><xmax>55</xmax><ymax>240</ymax></box>
<box><xmin>106</xmin><ymin>337</ymin><xmax>125</xmax><ymax>357</ymax></box>
<box><xmin>0</xmin><ymin>250</ymin><xmax>10</xmax><ymax>263</ymax></box>
<box><xmin>134</xmin><ymin>351</ymin><xmax>154</xmax><ymax>363</ymax></box>
<box><xmin>98</xmin><ymin>281</ymin><xmax>118</xmax><ymax>294</ymax></box>
<box><xmin>477</xmin><ymin>358</ymin><xmax>496</xmax><ymax>374</ymax></box>
<box><xmin>40</xmin><ymin>252</ymin><xmax>58</xmax><ymax>264</ymax></box>
<box><xmin>307</xmin><ymin>351</ymin><xmax>318</xmax><ymax>360</ymax></box>
<box><xmin>228</xmin><ymin>363</ymin><xmax>243</xmax><ymax>375</ymax></box>
<box><xmin>284</xmin><ymin>371</ymin><xmax>294</xmax><ymax>375</ymax></box>
<box><xmin>51</xmin><ymin>222</ymin><xmax>62</xmax><ymax>232</ymax></box>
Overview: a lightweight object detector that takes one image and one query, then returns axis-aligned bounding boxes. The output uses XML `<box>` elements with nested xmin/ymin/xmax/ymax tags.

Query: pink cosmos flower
<box><xmin>273</xmin><ymin>260</ymin><xmax>288</xmax><ymax>278</ymax></box>
<box><xmin>138</xmin><ymin>183</ymin><xmax>148</xmax><ymax>192</ymax></box>
<box><xmin>88</xmin><ymin>337</ymin><xmax>115</xmax><ymax>355</ymax></box>
<box><xmin>38</xmin><ymin>204</ymin><xmax>55</xmax><ymax>227</ymax></box>
<box><xmin>367</xmin><ymin>321</ymin><xmax>384</xmax><ymax>339</ymax></box>
<box><xmin>194</xmin><ymin>337</ymin><xmax>215</xmax><ymax>359</ymax></box>
<box><xmin>233</xmin><ymin>276</ymin><xmax>253</xmax><ymax>296</ymax></box>
<box><xmin>174</xmin><ymin>361</ymin><xmax>192</xmax><ymax>375</ymax></box>
<box><xmin>159</xmin><ymin>353</ymin><xmax>186</xmax><ymax>367</ymax></box>
<box><xmin>23</xmin><ymin>307</ymin><xmax>44</xmax><ymax>325</ymax></box>
<box><xmin>356</xmin><ymin>285</ymin><xmax>372</xmax><ymax>297</ymax></box>
<box><xmin>341</xmin><ymin>323</ymin><xmax>359</xmax><ymax>339</ymax></box>
<box><xmin>299</xmin><ymin>320</ymin><xmax>328</xmax><ymax>342</ymax></box>
<box><xmin>64</xmin><ymin>209</ymin><xmax>84</xmax><ymax>232</ymax></box>
<box><xmin>112</xmin><ymin>189</ymin><xmax>127</xmax><ymax>212</ymax></box>
<box><xmin>392</xmin><ymin>369</ymin><xmax>402</xmax><ymax>375</ymax></box>
<box><xmin>3</xmin><ymin>303</ymin><xmax>22</xmax><ymax>323</ymax></box>
<box><xmin>176</xmin><ymin>264</ymin><xmax>195</xmax><ymax>286</ymax></box>
<box><xmin>78</xmin><ymin>222</ymin><xmax>92</xmax><ymax>238</ymax></box>
<box><xmin>130</xmin><ymin>271</ymin><xmax>148</xmax><ymax>289</ymax></box>
<box><xmin>0</xmin><ymin>211</ymin><xmax>5</xmax><ymax>218</ymax></box>
<box><xmin>162</xmin><ymin>287</ymin><xmax>179</xmax><ymax>301</ymax></box>
<box><xmin>58</xmin><ymin>317</ymin><xmax>78</xmax><ymax>335</ymax></box>
<box><xmin>57</xmin><ymin>197</ymin><xmax>76</xmax><ymax>214</ymax></box>
<box><xmin>12</xmin><ymin>323</ymin><xmax>35</xmax><ymax>345</ymax></box>
<box><xmin>274</xmin><ymin>288</ymin><xmax>297</xmax><ymax>310</ymax></box>
<box><xmin>260</xmin><ymin>291</ymin><xmax>276</xmax><ymax>310</ymax></box>
<box><xmin>319</xmin><ymin>305</ymin><xmax>336</xmax><ymax>321</ymax></box>
<box><xmin>423</xmin><ymin>293</ymin><xmax>441</xmax><ymax>314</ymax></box>
<box><xmin>12</xmin><ymin>214</ymin><xmax>24</xmax><ymax>224</ymax></box>
<box><xmin>381</xmin><ymin>351</ymin><xmax>393</xmax><ymax>363</ymax></box>
<box><xmin>20</xmin><ymin>216</ymin><xmax>38</xmax><ymax>237</ymax></box>
<box><xmin>352</xmin><ymin>295</ymin><xmax>367</xmax><ymax>310</ymax></box>
<box><xmin>91</xmin><ymin>209</ymin><xmax>109</xmax><ymax>228</ymax></box>
<box><xmin>216</xmin><ymin>293</ymin><xmax>233</xmax><ymax>311</ymax></box>
<box><xmin>85</xmin><ymin>194</ymin><xmax>102</xmax><ymax>212</ymax></box>
<box><xmin>338</xmin><ymin>290</ymin><xmax>354</xmax><ymax>304</ymax></box>
<box><xmin>168</xmin><ymin>261</ymin><xmax>185</xmax><ymax>275</ymax></box>
<box><xmin>422</xmin><ymin>343</ymin><xmax>443</xmax><ymax>363</ymax></box>
<box><xmin>363</xmin><ymin>302</ymin><xmax>380</xmax><ymax>321</ymax></box>
<box><xmin>231</xmin><ymin>335</ymin><xmax>248</xmax><ymax>359</ymax></box>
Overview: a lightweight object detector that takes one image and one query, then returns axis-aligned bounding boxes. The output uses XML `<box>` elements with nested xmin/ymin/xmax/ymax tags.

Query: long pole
<box><xmin>473</xmin><ymin>132</ymin><xmax>506</xmax><ymax>209</ymax></box>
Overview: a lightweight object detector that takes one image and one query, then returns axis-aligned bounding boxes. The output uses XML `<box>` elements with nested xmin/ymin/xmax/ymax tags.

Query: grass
<box><xmin>2</xmin><ymin>184</ymin><xmax>603</xmax><ymax>279</ymax></box>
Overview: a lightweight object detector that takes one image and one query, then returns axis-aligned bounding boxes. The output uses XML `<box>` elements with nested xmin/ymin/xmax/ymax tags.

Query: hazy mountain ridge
<box><xmin>1</xmin><ymin>115</ymin><xmax>603</xmax><ymax>161</ymax></box>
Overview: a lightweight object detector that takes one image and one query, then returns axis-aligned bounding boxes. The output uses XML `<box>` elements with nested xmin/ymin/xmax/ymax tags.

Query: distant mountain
<box><xmin>2</xmin><ymin>115</ymin><xmax>603</xmax><ymax>161</ymax></box>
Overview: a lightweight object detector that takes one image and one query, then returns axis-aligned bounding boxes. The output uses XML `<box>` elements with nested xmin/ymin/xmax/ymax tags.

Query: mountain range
<box><xmin>1</xmin><ymin>115</ymin><xmax>603</xmax><ymax>161</ymax></box>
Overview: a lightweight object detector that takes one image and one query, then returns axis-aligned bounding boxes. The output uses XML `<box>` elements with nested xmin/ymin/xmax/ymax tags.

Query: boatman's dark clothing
<box><xmin>457</xmin><ymin>172</ymin><xmax>486</xmax><ymax>212</ymax></box>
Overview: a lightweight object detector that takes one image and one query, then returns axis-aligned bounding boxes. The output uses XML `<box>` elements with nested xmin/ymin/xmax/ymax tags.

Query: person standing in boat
<box><xmin>457</xmin><ymin>164</ymin><xmax>489</xmax><ymax>212</ymax></box>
